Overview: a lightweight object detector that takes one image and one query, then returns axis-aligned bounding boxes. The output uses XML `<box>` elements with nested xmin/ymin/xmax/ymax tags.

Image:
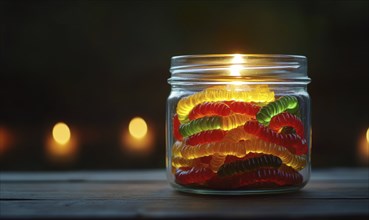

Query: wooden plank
<box><xmin>1</xmin><ymin>199</ymin><xmax>368</xmax><ymax>219</ymax></box>
<box><xmin>1</xmin><ymin>168</ymin><xmax>367</xmax><ymax>181</ymax></box>
<box><xmin>0</xmin><ymin>168</ymin><xmax>368</xmax><ymax>219</ymax></box>
<box><xmin>0</xmin><ymin>181</ymin><xmax>368</xmax><ymax>200</ymax></box>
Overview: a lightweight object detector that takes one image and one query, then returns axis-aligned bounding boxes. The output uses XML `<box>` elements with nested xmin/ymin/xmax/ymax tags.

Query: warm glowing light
<box><xmin>357</xmin><ymin>127</ymin><xmax>369</xmax><ymax>165</ymax></box>
<box><xmin>231</xmin><ymin>54</ymin><xmax>243</xmax><ymax>64</ymax></box>
<box><xmin>122</xmin><ymin>118</ymin><xmax>154</xmax><ymax>155</ymax></box>
<box><xmin>129</xmin><ymin>117</ymin><xmax>148</xmax><ymax>139</ymax></box>
<box><xmin>52</xmin><ymin>122</ymin><xmax>71</xmax><ymax>145</ymax></box>
<box><xmin>230</xmin><ymin>65</ymin><xmax>242</xmax><ymax>76</ymax></box>
<box><xmin>46</xmin><ymin>122</ymin><xmax>77</xmax><ymax>163</ymax></box>
<box><xmin>0</xmin><ymin>127</ymin><xmax>11</xmax><ymax>155</ymax></box>
<box><xmin>230</xmin><ymin>54</ymin><xmax>244</xmax><ymax>77</ymax></box>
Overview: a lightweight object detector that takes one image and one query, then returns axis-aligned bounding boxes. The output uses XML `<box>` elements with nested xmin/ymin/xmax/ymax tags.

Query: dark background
<box><xmin>0</xmin><ymin>0</ymin><xmax>368</xmax><ymax>170</ymax></box>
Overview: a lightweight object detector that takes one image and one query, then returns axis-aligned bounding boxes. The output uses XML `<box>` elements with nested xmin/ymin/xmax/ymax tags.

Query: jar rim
<box><xmin>172</xmin><ymin>54</ymin><xmax>306</xmax><ymax>60</ymax></box>
<box><xmin>169</xmin><ymin>54</ymin><xmax>310</xmax><ymax>84</ymax></box>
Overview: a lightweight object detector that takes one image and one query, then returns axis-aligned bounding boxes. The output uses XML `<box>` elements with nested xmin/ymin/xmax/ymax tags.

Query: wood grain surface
<box><xmin>1</xmin><ymin>168</ymin><xmax>368</xmax><ymax>219</ymax></box>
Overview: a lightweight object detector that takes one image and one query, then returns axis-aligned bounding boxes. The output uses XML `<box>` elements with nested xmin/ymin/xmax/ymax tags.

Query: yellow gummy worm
<box><xmin>209</xmin><ymin>125</ymin><xmax>253</xmax><ymax>173</ymax></box>
<box><xmin>171</xmin><ymin>157</ymin><xmax>195</xmax><ymax>168</ymax></box>
<box><xmin>176</xmin><ymin>85</ymin><xmax>275</xmax><ymax>123</ymax></box>
<box><xmin>171</xmin><ymin>157</ymin><xmax>209</xmax><ymax>169</ymax></box>
<box><xmin>222</xmin><ymin>125</ymin><xmax>254</xmax><ymax>143</ymax></box>
<box><xmin>209</xmin><ymin>154</ymin><xmax>226</xmax><ymax>173</ymax></box>
<box><xmin>221</xmin><ymin>114</ymin><xmax>252</xmax><ymax>131</ymax></box>
<box><xmin>171</xmin><ymin>140</ymin><xmax>306</xmax><ymax>170</ymax></box>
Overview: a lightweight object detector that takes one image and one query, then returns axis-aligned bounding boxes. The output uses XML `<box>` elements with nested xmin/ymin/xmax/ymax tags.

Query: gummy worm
<box><xmin>173</xmin><ymin>153</ymin><xmax>260</xmax><ymax>173</ymax></box>
<box><xmin>222</xmin><ymin>125</ymin><xmax>254</xmax><ymax>143</ymax></box>
<box><xmin>236</xmin><ymin>165</ymin><xmax>303</xmax><ymax>187</ymax></box>
<box><xmin>209</xmin><ymin>154</ymin><xmax>226</xmax><ymax>173</ymax></box>
<box><xmin>228</xmin><ymin>101</ymin><xmax>261</xmax><ymax>117</ymax></box>
<box><xmin>179</xmin><ymin>114</ymin><xmax>251</xmax><ymax>137</ymax></box>
<box><xmin>185</xmin><ymin>129</ymin><xmax>227</xmax><ymax>146</ymax></box>
<box><xmin>171</xmin><ymin>141</ymin><xmax>182</xmax><ymax>158</ymax></box>
<box><xmin>185</xmin><ymin>125</ymin><xmax>253</xmax><ymax>146</ymax></box>
<box><xmin>172</xmin><ymin>155</ymin><xmax>214</xmax><ymax>169</ymax></box>
<box><xmin>171</xmin><ymin>139</ymin><xmax>306</xmax><ymax>170</ymax></box>
<box><xmin>188</xmin><ymin>101</ymin><xmax>260</xmax><ymax>121</ymax></box>
<box><xmin>224</xmin><ymin>153</ymin><xmax>265</xmax><ymax>164</ymax></box>
<box><xmin>172</xmin><ymin>157</ymin><xmax>196</xmax><ymax>168</ymax></box>
<box><xmin>175</xmin><ymin>167</ymin><xmax>215</xmax><ymax>185</ymax></box>
<box><xmin>188</xmin><ymin>102</ymin><xmax>231</xmax><ymax>120</ymax></box>
<box><xmin>269</xmin><ymin>112</ymin><xmax>305</xmax><ymax>137</ymax></box>
<box><xmin>256</xmin><ymin>96</ymin><xmax>298</xmax><ymax>125</ymax></box>
<box><xmin>207</xmin><ymin>165</ymin><xmax>303</xmax><ymax>189</ymax></box>
<box><xmin>177</xmin><ymin>85</ymin><xmax>275</xmax><ymax>123</ymax></box>
<box><xmin>221</xmin><ymin>114</ymin><xmax>252</xmax><ymax>131</ymax></box>
<box><xmin>179</xmin><ymin>116</ymin><xmax>221</xmax><ymax>137</ymax></box>
<box><xmin>217</xmin><ymin>154</ymin><xmax>283</xmax><ymax>177</ymax></box>
<box><xmin>244</xmin><ymin>120</ymin><xmax>308</xmax><ymax>155</ymax></box>
<box><xmin>173</xmin><ymin>114</ymin><xmax>183</xmax><ymax>141</ymax></box>
<box><xmin>199</xmin><ymin>155</ymin><xmax>212</xmax><ymax>164</ymax></box>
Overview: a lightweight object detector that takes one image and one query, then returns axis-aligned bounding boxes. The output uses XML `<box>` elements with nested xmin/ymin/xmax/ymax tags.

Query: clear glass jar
<box><xmin>166</xmin><ymin>54</ymin><xmax>311</xmax><ymax>195</ymax></box>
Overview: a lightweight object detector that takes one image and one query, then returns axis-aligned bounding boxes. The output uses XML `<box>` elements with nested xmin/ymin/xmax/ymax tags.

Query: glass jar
<box><xmin>166</xmin><ymin>54</ymin><xmax>311</xmax><ymax>195</ymax></box>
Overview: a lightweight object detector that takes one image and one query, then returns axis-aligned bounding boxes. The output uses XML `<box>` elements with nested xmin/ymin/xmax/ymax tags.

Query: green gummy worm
<box><xmin>256</xmin><ymin>96</ymin><xmax>298</xmax><ymax>125</ymax></box>
<box><xmin>179</xmin><ymin>116</ymin><xmax>222</xmax><ymax>138</ymax></box>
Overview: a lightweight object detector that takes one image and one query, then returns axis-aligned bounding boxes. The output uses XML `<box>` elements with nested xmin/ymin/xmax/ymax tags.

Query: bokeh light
<box><xmin>46</xmin><ymin>122</ymin><xmax>77</xmax><ymax>163</ymax></box>
<box><xmin>357</xmin><ymin>127</ymin><xmax>369</xmax><ymax>166</ymax></box>
<box><xmin>0</xmin><ymin>126</ymin><xmax>11</xmax><ymax>155</ymax></box>
<box><xmin>122</xmin><ymin>117</ymin><xmax>154</xmax><ymax>154</ymax></box>
<box><xmin>52</xmin><ymin>122</ymin><xmax>71</xmax><ymax>145</ymax></box>
<box><xmin>128</xmin><ymin>117</ymin><xmax>148</xmax><ymax>139</ymax></box>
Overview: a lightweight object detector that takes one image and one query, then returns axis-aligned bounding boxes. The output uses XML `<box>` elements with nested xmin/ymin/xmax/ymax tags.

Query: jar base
<box><xmin>171</xmin><ymin>182</ymin><xmax>306</xmax><ymax>195</ymax></box>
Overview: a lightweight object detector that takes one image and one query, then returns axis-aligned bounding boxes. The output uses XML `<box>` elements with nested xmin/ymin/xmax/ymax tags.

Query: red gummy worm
<box><xmin>199</xmin><ymin>156</ymin><xmax>212</xmax><ymax>164</ymax></box>
<box><xmin>188</xmin><ymin>102</ymin><xmax>231</xmax><ymax>120</ymax></box>
<box><xmin>173</xmin><ymin>114</ymin><xmax>183</xmax><ymax>141</ymax></box>
<box><xmin>175</xmin><ymin>167</ymin><xmax>215</xmax><ymax>185</ymax></box>
<box><xmin>228</xmin><ymin>101</ymin><xmax>261</xmax><ymax>117</ymax></box>
<box><xmin>236</xmin><ymin>167</ymin><xmax>303</xmax><ymax>188</ymax></box>
<box><xmin>185</xmin><ymin>129</ymin><xmax>227</xmax><ymax>146</ymax></box>
<box><xmin>208</xmin><ymin>166</ymin><xmax>303</xmax><ymax>189</ymax></box>
<box><xmin>244</xmin><ymin>121</ymin><xmax>308</xmax><ymax>155</ymax></box>
<box><xmin>269</xmin><ymin>112</ymin><xmax>305</xmax><ymax>137</ymax></box>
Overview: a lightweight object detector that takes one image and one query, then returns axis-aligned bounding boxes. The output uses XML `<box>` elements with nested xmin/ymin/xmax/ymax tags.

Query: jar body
<box><xmin>166</xmin><ymin>55</ymin><xmax>311</xmax><ymax>195</ymax></box>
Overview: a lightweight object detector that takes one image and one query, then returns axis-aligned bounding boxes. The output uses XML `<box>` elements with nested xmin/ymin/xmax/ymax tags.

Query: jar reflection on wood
<box><xmin>166</xmin><ymin>54</ymin><xmax>311</xmax><ymax>195</ymax></box>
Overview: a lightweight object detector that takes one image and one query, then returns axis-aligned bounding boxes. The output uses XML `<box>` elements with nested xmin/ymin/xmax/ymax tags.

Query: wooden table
<box><xmin>1</xmin><ymin>168</ymin><xmax>368</xmax><ymax>219</ymax></box>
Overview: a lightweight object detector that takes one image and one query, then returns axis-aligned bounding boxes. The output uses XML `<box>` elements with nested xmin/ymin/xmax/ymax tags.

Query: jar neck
<box><xmin>169</xmin><ymin>54</ymin><xmax>310</xmax><ymax>85</ymax></box>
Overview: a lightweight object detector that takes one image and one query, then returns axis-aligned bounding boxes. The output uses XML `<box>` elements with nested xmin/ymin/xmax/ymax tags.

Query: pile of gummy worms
<box><xmin>171</xmin><ymin>85</ymin><xmax>308</xmax><ymax>189</ymax></box>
